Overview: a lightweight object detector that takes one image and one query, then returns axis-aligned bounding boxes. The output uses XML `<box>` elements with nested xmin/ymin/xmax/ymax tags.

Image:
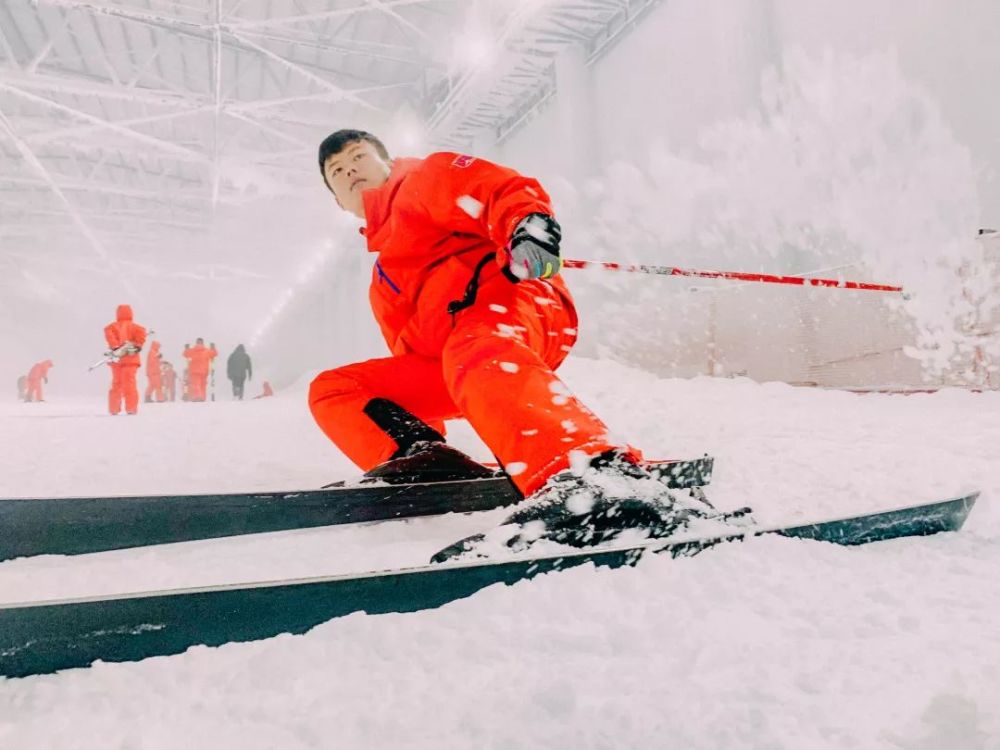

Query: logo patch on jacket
<box><xmin>451</xmin><ymin>154</ymin><xmax>476</xmax><ymax>168</ymax></box>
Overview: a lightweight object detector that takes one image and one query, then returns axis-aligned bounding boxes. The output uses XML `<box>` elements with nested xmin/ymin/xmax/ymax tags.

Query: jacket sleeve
<box><xmin>104</xmin><ymin>323</ymin><xmax>123</xmax><ymax>349</ymax></box>
<box><xmin>413</xmin><ymin>153</ymin><xmax>554</xmax><ymax>249</ymax></box>
<box><xmin>132</xmin><ymin>325</ymin><xmax>148</xmax><ymax>348</ymax></box>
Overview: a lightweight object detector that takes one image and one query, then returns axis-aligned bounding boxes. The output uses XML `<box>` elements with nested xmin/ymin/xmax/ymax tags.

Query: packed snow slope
<box><xmin>1</xmin><ymin>357</ymin><xmax>998</xmax><ymax>749</ymax></box>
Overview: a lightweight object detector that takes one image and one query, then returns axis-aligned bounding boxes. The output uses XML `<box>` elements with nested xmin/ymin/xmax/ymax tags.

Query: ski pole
<box><xmin>86</xmin><ymin>356</ymin><xmax>111</xmax><ymax>372</ymax></box>
<box><xmin>562</xmin><ymin>259</ymin><xmax>903</xmax><ymax>293</ymax></box>
<box><xmin>87</xmin><ymin>329</ymin><xmax>156</xmax><ymax>372</ymax></box>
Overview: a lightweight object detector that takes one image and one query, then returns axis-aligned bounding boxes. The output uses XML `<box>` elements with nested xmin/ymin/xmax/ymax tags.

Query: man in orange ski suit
<box><xmin>309</xmin><ymin>131</ymin><xmax>629</xmax><ymax>499</ymax></box>
<box><xmin>25</xmin><ymin>360</ymin><xmax>54</xmax><ymax>402</ymax></box>
<box><xmin>183</xmin><ymin>338</ymin><xmax>217</xmax><ymax>402</ymax></box>
<box><xmin>144</xmin><ymin>340</ymin><xmax>164</xmax><ymax>402</ymax></box>
<box><xmin>104</xmin><ymin>305</ymin><xmax>147</xmax><ymax>415</ymax></box>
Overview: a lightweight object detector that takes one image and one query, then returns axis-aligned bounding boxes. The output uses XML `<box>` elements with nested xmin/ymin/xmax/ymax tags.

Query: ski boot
<box><xmin>323</xmin><ymin>440</ymin><xmax>497</xmax><ymax>488</ymax></box>
<box><xmin>432</xmin><ymin>450</ymin><xmax>741</xmax><ymax>562</ymax></box>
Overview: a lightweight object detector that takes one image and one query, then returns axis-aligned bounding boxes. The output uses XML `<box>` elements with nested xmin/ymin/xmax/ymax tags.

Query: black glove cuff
<box><xmin>500</xmin><ymin>264</ymin><xmax>521</xmax><ymax>284</ymax></box>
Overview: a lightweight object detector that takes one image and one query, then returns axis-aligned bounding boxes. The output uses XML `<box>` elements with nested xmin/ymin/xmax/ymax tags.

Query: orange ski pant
<box><xmin>188</xmin><ymin>372</ymin><xmax>208</xmax><ymax>401</ymax></box>
<box><xmin>145</xmin><ymin>373</ymin><xmax>163</xmax><ymax>402</ymax></box>
<box><xmin>109</xmin><ymin>363</ymin><xmax>140</xmax><ymax>415</ymax></box>
<box><xmin>309</xmin><ymin>281</ymin><xmax>619</xmax><ymax>496</ymax></box>
<box><xmin>25</xmin><ymin>378</ymin><xmax>44</xmax><ymax>402</ymax></box>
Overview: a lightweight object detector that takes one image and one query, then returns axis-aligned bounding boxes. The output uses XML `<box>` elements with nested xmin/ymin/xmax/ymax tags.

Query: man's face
<box><xmin>323</xmin><ymin>140</ymin><xmax>392</xmax><ymax>219</ymax></box>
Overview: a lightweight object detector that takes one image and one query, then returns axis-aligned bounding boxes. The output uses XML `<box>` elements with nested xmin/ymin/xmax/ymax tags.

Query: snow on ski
<box><xmin>0</xmin><ymin>492</ymin><xmax>977</xmax><ymax>680</ymax></box>
<box><xmin>0</xmin><ymin>457</ymin><xmax>714</xmax><ymax>561</ymax></box>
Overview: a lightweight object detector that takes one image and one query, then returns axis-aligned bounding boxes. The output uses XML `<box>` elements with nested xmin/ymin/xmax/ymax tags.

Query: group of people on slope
<box><xmin>90</xmin><ymin>305</ymin><xmax>270</xmax><ymax>414</ymax></box>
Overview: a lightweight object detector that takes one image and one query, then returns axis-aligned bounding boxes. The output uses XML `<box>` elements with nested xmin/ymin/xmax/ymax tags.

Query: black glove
<box><xmin>503</xmin><ymin>213</ymin><xmax>562</xmax><ymax>281</ymax></box>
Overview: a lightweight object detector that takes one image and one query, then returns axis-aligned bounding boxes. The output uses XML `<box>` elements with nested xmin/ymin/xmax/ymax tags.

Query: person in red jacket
<box><xmin>104</xmin><ymin>305</ymin><xmax>147</xmax><ymax>415</ymax></box>
<box><xmin>183</xmin><ymin>338</ymin><xmax>217</xmax><ymax>402</ymax></box>
<box><xmin>161</xmin><ymin>361</ymin><xmax>177</xmax><ymax>402</ymax></box>
<box><xmin>144</xmin><ymin>341</ymin><xmax>164</xmax><ymax>403</ymax></box>
<box><xmin>25</xmin><ymin>360</ymin><xmax>53</xmax><ymax>402</ymax></box>
<box><xmin>252</xmin><ymin>380</ymin><xmax>274</xmax><ymax>399</ymax></box>
<box><xmin>310</xmin><ymin>130</ymin><xmax>729</xmax><ymax>555</ymax></box>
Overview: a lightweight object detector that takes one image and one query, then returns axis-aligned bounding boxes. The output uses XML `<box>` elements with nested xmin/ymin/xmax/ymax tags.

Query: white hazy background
<box><xmin>3</xmin><ymin>0</ymin><xmax>999</xmax><ymax>393</ymax></box>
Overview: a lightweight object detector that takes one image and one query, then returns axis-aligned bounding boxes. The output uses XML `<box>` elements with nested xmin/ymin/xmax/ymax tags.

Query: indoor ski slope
<box><xmin>1</xmin><ymin>357</ymin><xmax>998</xmax><ymax>749</ymax></box>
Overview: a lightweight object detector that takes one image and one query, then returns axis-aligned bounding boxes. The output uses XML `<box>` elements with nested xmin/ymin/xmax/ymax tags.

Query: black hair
<box><xmin>317</xmin><ymin>129</ymin><xmax>390</xmax><ymax>191</ymax></box>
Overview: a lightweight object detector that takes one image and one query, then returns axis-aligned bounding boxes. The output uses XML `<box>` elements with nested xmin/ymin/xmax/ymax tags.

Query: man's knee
<box><xmin>309</xmin><ymin>365</ymin><xmax>365</xmax><ymax>411</ymax></box>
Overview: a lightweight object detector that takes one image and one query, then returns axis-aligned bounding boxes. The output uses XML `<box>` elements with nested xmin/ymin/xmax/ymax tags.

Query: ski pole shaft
<box><xmin>562</xmin><ymin>259</ymin><xmax>903</xmax><ymax>293</ymax></box>
<box><xmin>87</xmin><ymin>331</ymin><xmax>154</xmax><ymax>373</ymax></box>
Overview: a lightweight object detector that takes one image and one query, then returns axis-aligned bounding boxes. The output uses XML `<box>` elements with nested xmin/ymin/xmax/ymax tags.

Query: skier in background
<box><xmin>183</xmin><ymin>338</ymin><xmax>217</xmax><ymax>402</ymax></box>
<box><xmin>226</xmin><ymin>344</ymin><xmax>253</xmax><ymax>400</ymax></box>
<box><xmin>181</xmin><ymin>344</ymin><xmax>190</xmax><ymax>401</ymax></box>
<box><xmin>104</xmin><ymin>305</ymin><xmax>147</xmax><ymax>415</ymax></box>
<box><xmin>162</xmin><ymin>361</ymin><xmax>177</xmax><ymax>402</ymax></box>
<box><xmin>253</xmin><ymin>380</ymin><xmax>274</xmax><ymax>399</ymax></box>
<box><xmin>144</xmin><ymin>340</ymin><xmax>164</xmax><ymax>403</ymax></box>
<box><xmin>309</xmin><ymin>129</ymin><xmax>733</xmax><ymax>554</ymax></box>
<box><xmin>25</xmin><ymin>360</ymin><xmax>53</xmax><ymax>402</ymax></box>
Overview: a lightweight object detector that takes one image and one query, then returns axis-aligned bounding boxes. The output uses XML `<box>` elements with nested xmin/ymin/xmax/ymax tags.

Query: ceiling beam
<box><xmin>225</xmin><ymin>28</ymin><xmax>375</xmax><ymax>109</ymax></box>
<box><xmin>0</xmin><ymin>82</ymin><xmax>212</xmax><ymax>163</ymax></box>
<box><xmin>0</xmin><ymin>108</ymin><xmax>136</xmax><ymax>293</ymax></box>
<box><xmin>0</xmin><ymin>67</ymin><xmax>208</xmax><ymax>107</ymax></box>
<box><xmin>37</xmin><ymin>0</ymin><xmax>391</xmax><ymax>107</ymax></box>
<box><xmin>224</xmin><ymin>0</ymin><xmax>442</xmax><ymax>30</ymax></box>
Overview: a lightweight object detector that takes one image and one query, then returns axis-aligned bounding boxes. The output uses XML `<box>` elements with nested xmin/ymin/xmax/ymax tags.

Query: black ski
<box><xmin>0</xmin><ymin>492</ymin><xmax>977</xmax><ymax>679</ymax></box>
<box><xmin>0</xmin><ymin>457</ymin><xmax>713</xmax><ymax>561</ymax></box>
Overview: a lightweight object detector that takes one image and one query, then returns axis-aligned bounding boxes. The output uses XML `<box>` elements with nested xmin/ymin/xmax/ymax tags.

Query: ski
<box><xmin>0</xmin><ymin>457</ymin><xmax>713</xmax><ymax>561</ymax></box>
<box><xmin>0</xmin><ymin>492</ymin><xmax>977</xmax><ymax>679</ymax></box>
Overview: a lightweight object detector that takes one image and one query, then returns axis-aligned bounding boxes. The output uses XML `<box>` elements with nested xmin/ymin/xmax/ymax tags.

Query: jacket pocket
<box><xmin>369</xmin><ymin>261</ymin><xmax>415</xmax><ymax>354</ymax></box>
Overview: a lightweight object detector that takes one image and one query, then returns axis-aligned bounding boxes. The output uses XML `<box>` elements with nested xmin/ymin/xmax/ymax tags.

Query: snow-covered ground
<box><xmin>1</xmin><ymin>357</ymin><xmax>998</xmax><ymax>749</ymax></box>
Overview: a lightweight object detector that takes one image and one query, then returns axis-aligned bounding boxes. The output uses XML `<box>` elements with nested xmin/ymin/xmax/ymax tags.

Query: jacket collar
<box><xmin>360</xmin><ymin>157</ymin><xmax>420</xmax><ymax>246</ymax></box>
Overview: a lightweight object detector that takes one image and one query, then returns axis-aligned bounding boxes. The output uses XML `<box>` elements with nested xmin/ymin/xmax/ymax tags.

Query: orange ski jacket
<box><xmin>184</xmin><ymin>343</ymin><xmax>218</xmax><ymax>375</ymax></box>
<box><xmin>27</xmin><ymin>360</ymin><xmax>53</xmax><ymax>382</ymax></box>
<box><xmin>360</xmin><ymin>152</ymin><xmax>573</xmax><ymax>357</ymax></box>
<box><xmin>103</xmin><ymin>305</ymin><xmax>147</xmax><ymax>366</ymax></box>
<box><xmin>146</xmin><ymin>341</ymin><xmax>162</xmax><ymax>382</ymax></box>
